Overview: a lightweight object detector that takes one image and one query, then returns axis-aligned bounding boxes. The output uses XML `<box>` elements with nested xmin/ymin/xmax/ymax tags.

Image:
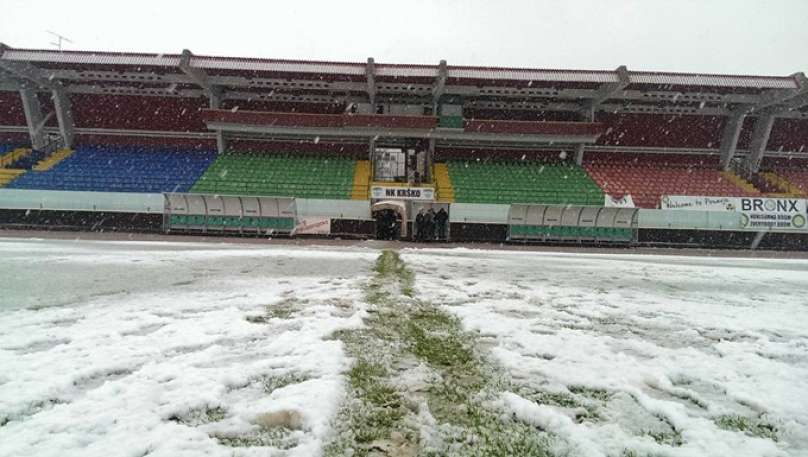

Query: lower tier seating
<box><xmin>584</xmin><ymin>156</ymin><xmax>759</xmax><ymax>208</ymax></box>
<box><xmin>6</xmin><ymin>146</ymin><xmax>216</xmax><ymax>193</ymax></box>
<box><xmin>191</xmin><ymin>152</ymin><xmax>356</xmax><ymax>199</ymax></box>
<box><xmin>446</xmin><ymin>160</ymin><xmax>604</xmax><ymax>205</ymax></box>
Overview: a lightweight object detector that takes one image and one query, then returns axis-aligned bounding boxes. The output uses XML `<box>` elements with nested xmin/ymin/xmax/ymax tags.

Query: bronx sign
<box><xmin>661</xmin><ymin>196</ymin><xmax>808</xmax><ymax>231</ymax></box>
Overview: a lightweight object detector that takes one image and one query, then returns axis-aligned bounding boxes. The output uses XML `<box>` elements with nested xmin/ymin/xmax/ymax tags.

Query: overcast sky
<box><xmin>1</xmin><ymin>0</ymin><xmax>806</xmax><ymax>75</ymax></box>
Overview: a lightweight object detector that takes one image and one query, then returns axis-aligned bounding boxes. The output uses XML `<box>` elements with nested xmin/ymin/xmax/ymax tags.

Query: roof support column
<box><xmin>427</xmin><ymin>138</ymin><xmax>435</xmax><ymax>183</ymax></box>
<box><xmin>575</xmin><ymin>104</ymin><xmax>595</xmax><ymax>166</ymax></box>
<box><xmin>432</xmin><ymin>60</ymin><xmax>447</xmax><ymax>114</ymax></box>
<box><xmin>365</xmin><ymin>58</ymin><xmax>376</xmax><ymax>107</ymax></box>
<box><xmin>574</xmin><ymin>144</ymin><xmax>585</xmax><ymax>166</ymax></box>
<box><xmin>746</xmin><ymin>114</ymin><xmax>775</xmax><ymax>173</ymax></box>
<box><xmin>718</xmin><ymin>110</ymin><xmax>748</xmax><ymax>171</ymax></box>
<box><xmin>582</xmin><ymin>65</ymin><xmax>629</xmax><ymax>119</ymax></box>
<box><xmin>19</xmin><ymin>88</ymin><xmax>47</xmax><ymax>150</ymax></box>
<box><xmin>180</xmin><ymin>49</ymin><xmax>223</xmax><ymax>109</ymax></box>
<box><xmin>368</xmin><ymin>137</ymin><xmax>376</xmax><ymax>181</ymax></box>
<box><xmin>216</xmin><ymin>131</ymin><xmax>226</xmax><ymax>154</ymax></box>
<box><xmin>52</xmin><ymin>88</ymin><xmax>75</xmax><ymax>148</ymax></box>
<box><xmin>209</xmin><ymin>87</ymin><xmax>222</xmax><ymax>109</ymax></box>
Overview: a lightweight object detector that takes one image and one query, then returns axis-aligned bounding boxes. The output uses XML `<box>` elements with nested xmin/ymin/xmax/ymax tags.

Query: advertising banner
<box><xmin>661</xmin><ymin>196</ymin><xmax>808</xmax><ymax>231</ymax></box>
<box><xmin>605</xmin><ymin>194</ymin><xmax>635</xmax><ymax>208</ymax></box>
<box><xmin>371</xmin><ymin>186</ymin><xmax>435</xmax><ymax>201</ymax></box>
<box><xmin>293</xmin><ymin>217</ymin><xmax>331</xmax><ymax>235</ymax></box>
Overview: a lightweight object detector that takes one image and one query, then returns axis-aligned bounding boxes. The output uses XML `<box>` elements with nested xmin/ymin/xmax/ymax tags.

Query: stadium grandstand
<box><xmin>1</xmin><ymin>44</ymin><xmax>807</xmax><ymax>248</ymax></box>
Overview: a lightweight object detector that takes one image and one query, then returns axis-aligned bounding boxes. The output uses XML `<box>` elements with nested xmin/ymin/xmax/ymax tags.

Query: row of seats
<box><xmin>7</xmin><ymin>146</ymin><xmax>216</xmax><ymax>193</ymax></box>
<box><xmin>3</xmin><ymin>143</ymin><xmax>805</xmax><ymax>210</ymax></box>
<box><xmin>191</xmin><ymin>153</ymin><xmax>356</xmax><ymax>199</ymax></box>
<box><xmin>446</xmin><ymin>160</ymin><xmax>604</xmax><ymax>205</ymax></box>
<box><xmin>584</xmin><ymin>163</ymin><xmax>759</xmax><ymax>209</ymax></box>
<box><xmin>511</xmin><ymin>225</ymin><xmax>634</xmax><ymax>240</ymax></box>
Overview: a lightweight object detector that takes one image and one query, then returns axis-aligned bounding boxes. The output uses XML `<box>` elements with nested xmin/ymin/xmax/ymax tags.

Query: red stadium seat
<box><xmin>584</xmin><ymin>153</ymin><xmax>760</xmax><ymax>208</ymax></box>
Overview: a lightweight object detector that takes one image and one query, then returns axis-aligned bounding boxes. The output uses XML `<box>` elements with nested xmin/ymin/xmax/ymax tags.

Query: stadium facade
<box><xmin>0</xmin><ymin>45</ymin><xmax>807</xmax><ymax>248</ymax></box>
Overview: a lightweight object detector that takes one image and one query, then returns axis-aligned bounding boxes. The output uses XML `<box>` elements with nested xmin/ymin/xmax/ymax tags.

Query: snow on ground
<box><xmin>3</xmin><ymin>238</ymin><xmax>807</xmax><ymax>457</ymax></box>
<box><xmin>403</xmin><ymin>249</ymin><xmax>808</xmax><ymax>457</ymax></box>
<box><xmin>0</xmin><ymin>238</ymin><xmax>377</xmax><ymax>457</ymax></box>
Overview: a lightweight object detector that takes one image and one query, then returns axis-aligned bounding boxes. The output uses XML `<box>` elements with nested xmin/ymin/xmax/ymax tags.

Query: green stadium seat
<box><xmin>446</xmin><ymin>159</ymin><xmax>604</xmax><ymax>206</ymax></box>
<box><xmin>191</xmin><ymin>152</ymin><xmax>356</xmax><ymax>200</ymax></box>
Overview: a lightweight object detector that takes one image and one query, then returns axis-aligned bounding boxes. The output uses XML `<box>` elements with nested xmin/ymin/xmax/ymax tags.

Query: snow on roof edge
<box><xmin>0</xmin><ymin>47</ymin><xmax>799</xmax><ymax>89</ymax></box>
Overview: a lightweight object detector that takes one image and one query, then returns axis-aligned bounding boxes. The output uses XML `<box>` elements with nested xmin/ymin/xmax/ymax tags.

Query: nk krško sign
<box><xmin>661</xmin><ymin>196</ymin><xmax>808</xmax><ymax>231</ymax></box>
<box><xmin>371</xmin><ymin>186</ymin><xmax>435</xmax><ymax>201</ymax></box>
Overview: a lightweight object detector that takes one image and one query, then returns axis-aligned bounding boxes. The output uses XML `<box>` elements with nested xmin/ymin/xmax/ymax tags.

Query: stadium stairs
<box><xmin>446</xmin><ymin>159</ymin><xmax>603</xmax><ymax>205</ymax></box>
<box><xmin>720</xmin><ymin>171</ymin><xmax>759</xmax><ymax>194</ymax></box>
<box><xmin>351</xmin><ymin>160</ymin><xmax>370</xmax><ymax>199</ymax></box>
<box><xmin>584</xmin><ymin>157</ymin><xmax>760</xmax><ymax>208</ymax></box>
<box><xmin>0</xmin><ymin>147</ymin><xmax>31</xmax><ymax>168</ymax></box>
<box><xmin>191</xmin><ymin>152</ymin><xmax>356</xmax><ymax>199</ymax></box>
<box><xmin>0</xmin><ymin>147</ymin><xmax>32</xmax><ymax>187</ymax></box>
<box><xmin>33</xmin><ymin>148</ymin><xmax>75</xmax><ymax>171</ymax></box>
<box><xmin>0</xmin><ymin>168</ymin><xmax>25</xmax><ymax>188</ymax></box>
<box><xmin>759</xmin><ymin>170</ymin><xmax>808</xmax><ymax>197</ymax></box>
<box><xmin>433</xmin><ymin>163</ymin><xmax>455</xmax><ymax>202</ymax></box>
<box><xmin>7</xmin><ymin>146</ymin><xmax>216</xmax><ymax>193</ymax></box>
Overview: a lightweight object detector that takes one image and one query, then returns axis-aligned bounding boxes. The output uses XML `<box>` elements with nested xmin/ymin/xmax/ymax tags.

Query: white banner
<box><xmin>293</xmin><ymin>217</ymin><xmax>331</xmax><ymax>235</ymax></box>
<box><xmin>371</xmin><ymin>186</ymin><xmax>435</xmax><ymax>201</ymax></box>
<box><xmin>605</xmin><ymin>194</ymin><xmax>635</xmax><ymax>208</ymax></box>
<box><xmin>661</xmin><ymin>196</ymin><xmax>808</xmax><ymax>231</ymax></box>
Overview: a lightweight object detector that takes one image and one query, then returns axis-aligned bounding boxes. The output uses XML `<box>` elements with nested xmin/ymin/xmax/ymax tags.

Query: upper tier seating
<box><xmin>191</xmin><ymin>152</ymin><xmax>356</xmax><ymax>199</ymax></box>
<box><xmin>6</xmin><ymin>146</ymin><xmax>216</xmax><ymax>193</ymax></box>
<box><xmin>584</xmin><ymin>154</ymin><xmax>759</xmax><ymax>208</ymax></box>
<box><xmin>446</xmin><ymin>160</ymin><xmax>604</xmax><ymax>205</ymax></box>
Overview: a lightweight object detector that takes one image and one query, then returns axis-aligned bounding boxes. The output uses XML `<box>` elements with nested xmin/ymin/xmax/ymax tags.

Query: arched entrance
<box><xmin>372</xmin><ymin>200</ymin><xmax>408</xmax><ymax>240</ymax></box>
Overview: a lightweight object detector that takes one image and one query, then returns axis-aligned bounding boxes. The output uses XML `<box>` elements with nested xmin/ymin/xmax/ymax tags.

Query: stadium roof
<box><xmin>0</xmin><ymin>46</ymin><xmax>801</xmax><ymax>89</ymax></box>
<box><xmin>1</xmin><ymin>45</ymin><xmax>807</xmax><ymax>165</ymax></box>
<box><xmin>2</xmin><ymin>45</ymin><xmax>806</xmax><ymax>124</ymax></box>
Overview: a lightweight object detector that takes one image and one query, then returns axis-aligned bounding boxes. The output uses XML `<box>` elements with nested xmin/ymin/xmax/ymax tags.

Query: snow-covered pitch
<box><xmin>1</xmin><ymin>238</ymin><xmax>806</xmax><ymax>456</ymax></box>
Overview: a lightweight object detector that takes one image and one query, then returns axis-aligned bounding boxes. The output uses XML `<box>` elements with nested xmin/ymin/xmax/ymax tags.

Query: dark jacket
<box><xmin>435</xmin><ymin>208</ymin><xmax>448</xmax><ymax>224</ymax></box>
<box><xmin>424</xmin><ymin>212</ymin><xmax>434</xmax><ymax>226</ymax></box>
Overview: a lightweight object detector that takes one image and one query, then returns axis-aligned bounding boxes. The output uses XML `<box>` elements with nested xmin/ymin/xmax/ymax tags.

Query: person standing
<box><xmin>425</xmin><ymin>208</ymin><xmax>436</xmax><ymax>241</ymax></box>
<box><xmin>415</xmin><ymin>209</ymin><xmax>425</xmax><ymax>242</ymax></box>
<box><xmin>435</xmin><ymin>207</ymin><xmax>448</xmax><ymax>240</ymax></box>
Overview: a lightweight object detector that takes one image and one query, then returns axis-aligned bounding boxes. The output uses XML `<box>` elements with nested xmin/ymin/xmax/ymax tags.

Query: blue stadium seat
<box><xmin>7</xmin><ymin>145</ymin><xmax>216</xmax><ymax>193</ymax></box>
